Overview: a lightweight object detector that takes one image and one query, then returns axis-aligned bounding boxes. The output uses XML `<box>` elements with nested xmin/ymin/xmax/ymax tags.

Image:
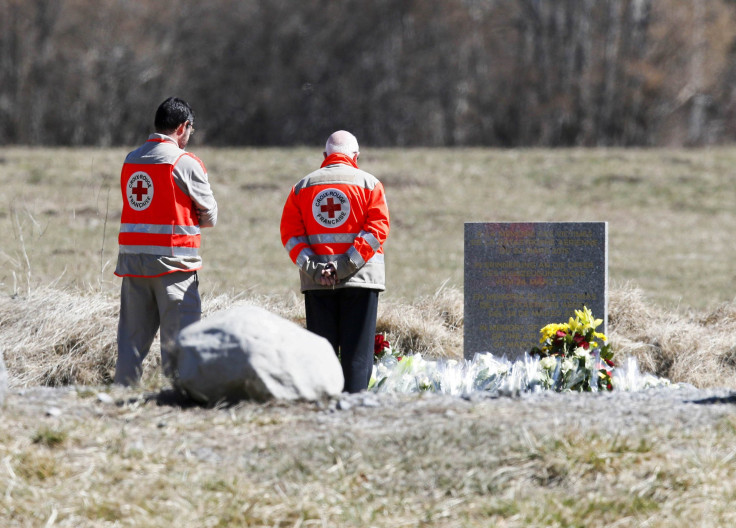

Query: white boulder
<box><xmin>172</xmin><ymin>305</ymin><xmax>343</xmax><ymax>404</ymax></box>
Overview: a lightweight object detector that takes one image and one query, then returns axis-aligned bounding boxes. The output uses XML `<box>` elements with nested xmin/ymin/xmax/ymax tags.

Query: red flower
<box><xmin>572</xmin><ymin>334</ymin><xmax>590</xmax><ymax>350</ymax></box>
<box><xmin>552</xmin><ymin>330</ymin><xmax>567</xmax><ymax>346</ymax></box>
<box><xmin>374</xmin><ymin>334</ymin><xmax>390</xmax><ymax>356</ymax></box>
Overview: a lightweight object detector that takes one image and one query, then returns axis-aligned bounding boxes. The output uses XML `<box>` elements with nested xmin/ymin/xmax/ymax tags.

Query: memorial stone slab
<box><xmin>464</xmin><ymin>222</ymin><xmax>608</xmax><ymax>361</ymax></box>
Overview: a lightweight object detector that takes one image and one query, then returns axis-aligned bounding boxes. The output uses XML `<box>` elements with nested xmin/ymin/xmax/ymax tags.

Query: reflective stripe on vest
<box><xmin>306</xmin><ymin>233</ymin><xmax>356</xmax><ymax>245</ymax></box>
<box><xmin>285</xmin><ymin>235</ymin><xmax>309</xmax><ymax>253</ymax></box>
<box><xmin>357</xmin><ymin>230</ymin><xmax>381</xmax><ymax>251</ymax></box>
<box><xmin>286</xmin><ymin>232</ymin><xmax>378</xmax><ymax>249</ymax></box>
<box><xmin>120</xmin><ymin>223</ymin><xmax>201</xmax><ymax>235</ymax></box>
<box><xmin>285</xmin><ymin>233</ymin><xmax>357</xmax><ymax>251</ymax></box>
<box><xmin>287</xmin><ymin>231</ymin><xmax>380</xmax><ymax>267</ymax></box>
<box><xmin>304</xmin><ymin>252</ymin><xmax>384</xmax><ymax>265</ymax></box>
<box><xmin>118</xmin><ymin>245</ymin><xmax>200</xmax><ymax>257</ymax></box>
<box><xmin>295</xmin><ymin>246</ymin><xmax>316</xmax><ymax>268</ymax></box>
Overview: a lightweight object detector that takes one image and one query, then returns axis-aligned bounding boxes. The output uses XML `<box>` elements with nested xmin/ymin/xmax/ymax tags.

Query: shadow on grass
<box><xmin>688</xmin><ymin>393</ymin><xmax>736</xmax><ymax>405</ymax></box>
<box><xmin>142</xmin><ymin>388</ymin><xmax>204</xmax><ymax>409</ymax></box>
<box><xmin>141</xmin><ymin>388</ymin><xmax>274</xmax><ymax>409</ymax></box>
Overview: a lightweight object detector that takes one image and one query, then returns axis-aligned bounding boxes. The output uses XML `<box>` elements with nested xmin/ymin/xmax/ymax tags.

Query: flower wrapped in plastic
<box><xmin>369</xmin><ymin>351</ymin><xmax>673</xmax><ymax>396</ymax></box>
<box><xmin>370</xmin><ymin>353</ymin><xmax>439</xmax><ymax>393</ymax></box>
<box><xmin>530</xmin><ymin>306</ymin><xmax>614</xmax><ymax>392</ymax></box>
<box><xmin>613</xmin><ymin>356</ymin><xmax>673</xmax><ymax>391</ymax></box>
<box><xmin>368</xmin><ymin>307</ymin><xmax>676</xmax><ymax>395</ymax></box>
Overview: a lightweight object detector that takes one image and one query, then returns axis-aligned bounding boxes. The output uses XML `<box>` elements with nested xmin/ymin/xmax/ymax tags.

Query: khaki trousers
<box><xmin>114</xmin><ymin>271</ymin><xmax>200</xmax><ymax>385</ymax></box>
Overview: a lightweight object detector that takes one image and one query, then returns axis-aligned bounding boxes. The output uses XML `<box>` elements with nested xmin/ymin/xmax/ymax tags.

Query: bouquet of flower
<box><xmin>367</xmin><ymin>307</ymin><xmax>679</xmax><ymax>394</ymax></box>
<box><xmin>530</xmin><ymin>306</ymin><xmax>614</xmax><ymax>391</ymax></box>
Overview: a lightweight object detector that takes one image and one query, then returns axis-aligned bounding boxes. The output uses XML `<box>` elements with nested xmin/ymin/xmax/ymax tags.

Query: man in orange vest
<box><xmin>114</xmin><ymin>97</ymin><xmax>218</xmax><ymax>385</ymax></box>
<box><xmin>280</xmin><ymin>130</ymin><xmax>390</xmax><ymax>392</ymax></box>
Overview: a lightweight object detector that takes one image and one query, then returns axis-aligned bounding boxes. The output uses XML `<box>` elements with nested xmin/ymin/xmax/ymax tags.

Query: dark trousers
<box><xmin>305</xmin><ymin>288</ymin><xmax>379</xmax><ymax>393</ymax></box>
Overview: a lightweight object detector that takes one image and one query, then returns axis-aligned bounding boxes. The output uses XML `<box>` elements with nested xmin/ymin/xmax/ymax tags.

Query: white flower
<box><xmin>417</xmin><ymin>375</ymin><xmax>432</xmax><ymax>391</ymax></box>
<box><xmin>561</xmin><ymin>357</ymin><xmax>575</xmax><ymax>374</ymax></box>
<box><xmin>540</xmin><ymin>356</ymin><xmax>557</xmax><ymax>371</ymax></box>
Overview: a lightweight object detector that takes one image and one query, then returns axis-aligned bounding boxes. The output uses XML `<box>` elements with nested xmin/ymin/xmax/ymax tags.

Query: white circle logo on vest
<box><xmin>312</xmin><ymin>188</ymin><xmax>350</xmax><ymax>228</ymax></box>
<box><xmin>126</xmin><ymin>171</ymin><xmax>154</xmax><ymax>211</ymax></box>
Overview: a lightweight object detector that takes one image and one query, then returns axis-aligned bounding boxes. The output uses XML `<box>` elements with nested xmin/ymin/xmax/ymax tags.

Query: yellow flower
<box><xmin>574</xmin><ymin>306</ymin><xmax>603</xmax><ymax>331</ymax></box>
<box><xmin>568</xmin><ymin>316</ymin><xmax>583</xmax><ymax>335</ymax></box>
<box><xmin>539</xmin><ymin>323</ymin><xmax>569</xmax><ymax>343</ymax></box>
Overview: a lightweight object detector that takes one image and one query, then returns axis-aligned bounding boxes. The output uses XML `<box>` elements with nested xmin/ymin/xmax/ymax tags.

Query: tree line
<box><xmin>2</xmin><ymin>0</ymin><xmax>735</xmax><ymax>147</ymax></box>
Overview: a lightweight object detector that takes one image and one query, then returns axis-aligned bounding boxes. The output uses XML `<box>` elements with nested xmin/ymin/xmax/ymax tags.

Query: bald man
<box><xmin>280</xmin><ymin>131</ymin><xmax>390</xmax><ymax>392</ymax></box>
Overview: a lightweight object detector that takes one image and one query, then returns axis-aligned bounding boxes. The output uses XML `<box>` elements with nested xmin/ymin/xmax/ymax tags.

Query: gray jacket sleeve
<box><xmin>173</xmin><ymin>153</ymin><xmax>218</xmax><ymax>227</ymax></box>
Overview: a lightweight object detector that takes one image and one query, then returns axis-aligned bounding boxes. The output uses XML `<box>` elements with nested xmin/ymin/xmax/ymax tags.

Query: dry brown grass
<box><xmin>377</xmin><ymin>282</ymin><xmax>464</xmax><ymax>360</ymax></box>
<box><xmin>609</xmin><ymin>283</ymin><xmax>736</xmax><ymax>388</ymax></box>
<box><xmin>0</xmin><ymin>287</ymin><xmax>118</xmax><ymax>387</ymax></box>
<box><xmin>2</xmin><ymin>282</ymin><xmax>736</xmax><ymax>390</ymax></box>
<box><xmin>0</xmin><ymin>284</ymin><xmax>465</xmax><ymax>389</ymax></box>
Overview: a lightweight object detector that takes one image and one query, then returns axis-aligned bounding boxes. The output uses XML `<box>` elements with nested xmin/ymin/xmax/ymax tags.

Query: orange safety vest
<box><xmin>281</xmin><ymin>153</ymin><xmax>389</xmax><ymax>289</ymax></box>
<box><xmin>117</xmin><ymin>153</ymin><xmax>201</xmax><ymax>260</ymax></box>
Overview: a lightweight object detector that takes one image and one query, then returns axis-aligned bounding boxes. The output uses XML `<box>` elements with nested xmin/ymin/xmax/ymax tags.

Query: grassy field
<box><xmin>3</xmin><ymin>146</ymin><xmax>736</xmax><ymax>527</ymax></box>
<box><xmin>3</xmin><ymin>385</ymin><xmax>736</xmax><ymax>528</ymax></box>
<box><xmin>2</xmin><ymin>146</ymin><xmax>736</xmax><ymax>308</ymax></box>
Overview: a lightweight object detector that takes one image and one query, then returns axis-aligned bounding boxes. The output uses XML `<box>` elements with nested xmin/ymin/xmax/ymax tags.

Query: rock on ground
<box><xmin>172</xmin><ymin>304</ymin><xmax>344</xmax><ymax>404</ymax></box>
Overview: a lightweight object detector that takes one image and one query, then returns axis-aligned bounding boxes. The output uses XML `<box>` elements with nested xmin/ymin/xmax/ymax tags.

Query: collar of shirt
<box><xmin>320</xmin><ymin>152</ymin><xmax>358</xmax><ymax>169</ymax></box>
<box><xmin>147</xmin><ymin>133</ymin><xmax>178</xmax><ymax>145</ymax></box>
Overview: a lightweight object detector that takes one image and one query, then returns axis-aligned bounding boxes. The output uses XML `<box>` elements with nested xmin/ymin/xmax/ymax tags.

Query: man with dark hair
<box><xmin>113</xmin><ymin>97</ymin><xmax>217</xmax><ymax>385</ymax></box>
<box><xmin>154</xmin><ymin>97</ymin><xmax>195</xmax><ymax>133</ymax></box>
<box><xmin>280</xmin><ymin>130</ymin><xmax>390</xmax><ymax>393</ymax></box>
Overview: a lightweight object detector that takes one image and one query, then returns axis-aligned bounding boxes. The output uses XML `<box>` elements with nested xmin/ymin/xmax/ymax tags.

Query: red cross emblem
<box><xmin>131</xmin><ymin>180</ymin><xmax>149</xmax><ymax>201</ymax></box>
<box><xmin>320</xmin><ymin>197</ymin><xmax>342</xmax><ymax>218</ymax></box>
<box><xmin>312</xmin><ymin>188</ymin><xmax>350</xmax><ymax>228</ymax></box>
<box><xmin>126</xmin><ymin>171</ymin><xmax>154</xmax><ymax>211</ymax></box>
